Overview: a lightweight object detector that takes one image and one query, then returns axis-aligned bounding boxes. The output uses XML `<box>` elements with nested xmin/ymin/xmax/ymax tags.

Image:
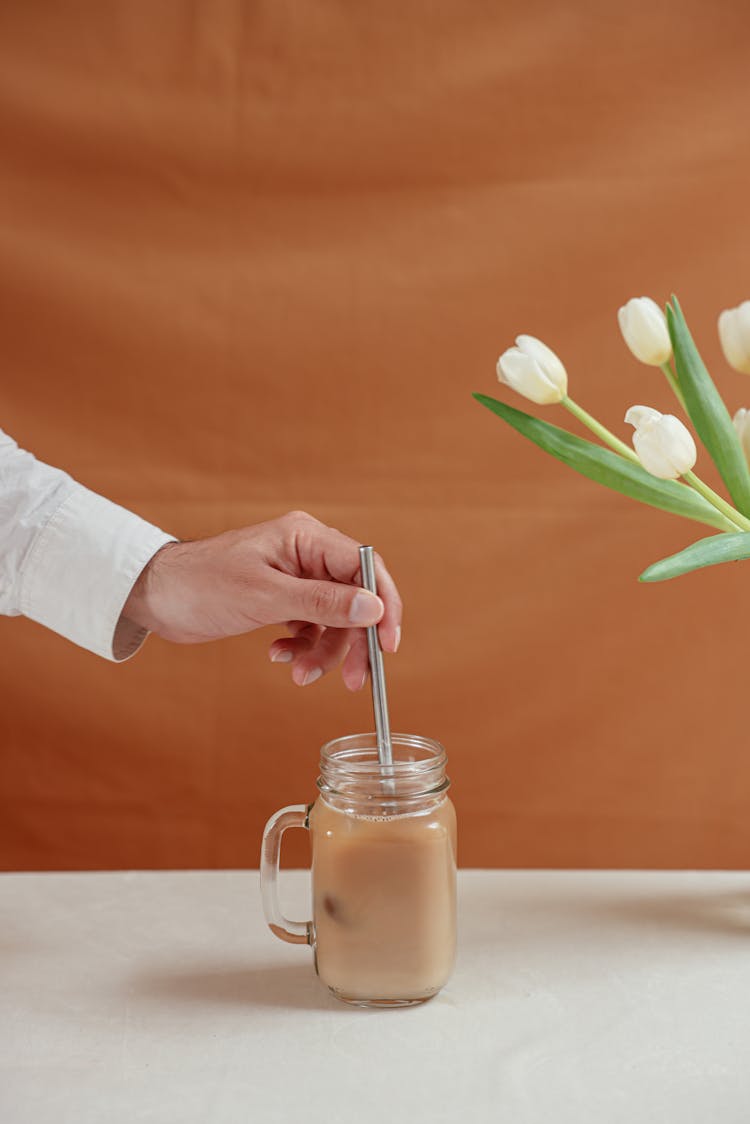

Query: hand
<box><xmin>122</xmin><ymin>510</ymin><xmax>402</xmax><ymax>690</ymax></box>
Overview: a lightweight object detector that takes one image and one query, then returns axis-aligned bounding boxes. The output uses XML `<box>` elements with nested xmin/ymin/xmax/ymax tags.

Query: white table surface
<box><xmin>2</xmin><ymin>869</ymin><xmax>750</xmax><ymax>1124</ymax></box>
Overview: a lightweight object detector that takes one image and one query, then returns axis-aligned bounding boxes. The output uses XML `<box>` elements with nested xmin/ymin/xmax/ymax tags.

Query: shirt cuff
<box><xmin>19</xmin><ymin>484</ymin><xmax>176</xmax><ymax>662</ymax></box>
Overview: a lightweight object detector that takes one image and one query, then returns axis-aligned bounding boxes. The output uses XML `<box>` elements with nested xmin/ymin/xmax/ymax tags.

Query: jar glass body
<box><xmin>310</xmin><ymin>733</ymin><xmax>456</xmax><ymax>1006</ymax></box>
<box><xmin>260</xmin><ymin>732</ymin><xmax>457</xmax><ymax>1008</ymax></box>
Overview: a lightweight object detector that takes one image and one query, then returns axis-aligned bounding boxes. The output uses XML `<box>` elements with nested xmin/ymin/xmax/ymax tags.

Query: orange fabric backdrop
<box><xmin>2</xmin><ymin>0</ymin><xmax>750</xmax><ymax>870</ymax></box>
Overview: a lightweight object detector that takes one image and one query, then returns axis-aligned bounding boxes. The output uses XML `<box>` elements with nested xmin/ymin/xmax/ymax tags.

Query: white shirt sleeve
<box><xmin>0</xmin><ymin>428</ymin><xmax>176</xmax><ymax>661</ymax></box>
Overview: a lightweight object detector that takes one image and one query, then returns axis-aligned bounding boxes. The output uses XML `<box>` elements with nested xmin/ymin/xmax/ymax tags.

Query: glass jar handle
<box><xmin>260</xmin><ymin>804</ymin><xmax>312</xmax><ymax>945</ymax></box>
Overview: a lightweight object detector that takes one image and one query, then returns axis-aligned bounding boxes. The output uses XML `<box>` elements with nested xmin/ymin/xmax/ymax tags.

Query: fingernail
<box><xmin>300</xmin><ymin>668</ymin><xmax>322</xmax><ymax>687</ymax></box>
<box><xmin>270</xmin><ymin>649</ymin><xmax>293</xmax><ymax>663</ymax></box>
<box><xmin>394</xmin><ymin>626</ymin><xmax>401</xmax><ymax>653</ymax></box>
<box><xmin>359</xmin><ymin>669</ymin><xmax>368</xmax><ymax>690</ymax></box>
<box><xmin>349</xmin><ymin>591</ymin><xmax>382</xmax><ymax>626</ymax></box>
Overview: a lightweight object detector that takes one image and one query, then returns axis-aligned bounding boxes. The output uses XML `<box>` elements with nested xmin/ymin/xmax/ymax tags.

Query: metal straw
<box><xmin>358</xmin><ymin>545</ymin><xmax>393</xmax><ymax>770</ymax></box>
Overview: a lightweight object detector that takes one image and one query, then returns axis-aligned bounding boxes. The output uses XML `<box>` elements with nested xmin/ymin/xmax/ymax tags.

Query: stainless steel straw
<box><xmin>358</xmin><ymin>545</ymin><xmax>394</xmax><ymax>770</ymax></box>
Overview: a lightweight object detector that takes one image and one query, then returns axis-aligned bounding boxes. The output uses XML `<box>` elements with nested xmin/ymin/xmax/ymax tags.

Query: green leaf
<box><xmin>667</xmin><ymin>296</ymin><xmax>750</xmax><ymax>517</ymax></box>
<box><xmin>639</xmin><ymin>531</ymin><xmax>750</xmax><ymax>582</ymax></box>
<box><xmin>473</xmin><ymin>393</ymin><xmax>734</xmax><ymax>532</ymax></box>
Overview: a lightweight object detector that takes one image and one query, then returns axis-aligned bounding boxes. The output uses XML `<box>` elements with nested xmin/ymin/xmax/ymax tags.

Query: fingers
<box><xmin>268</xmin><ymin>621</ymin><xmax>321</xmax><ymax>665</ymax></box>
<box><xmin>372</xmin><ymin>552</ymin><xmax>402</xmax><ymax>654</ymax></box>
<box><xmin>341</xmin><ymin>630</ymin><xmax>370</xmax><ymax>692</ymax></box>
<box><xmin>269</xmin><ymin>623</ymin><xmax>365</xmax><ymax>688</ymax></box>
<box><xmin>269</xmin><ymin>571</ymin><xmax>384</xmax><ymax>631</ymax></box>
<box><xmin>283</xmin><ymin>513</ymin><xmax>403</xmax><ymax>650</ymax></box>
<box><xmin>268</xmin><ymin>618</ymin><xmax>374</xmax><ymax>691</ymax></box>
<box><xmin>269</xmin><ymin>623</ymin><xmax>388</xmax><ymax>692</ymax></box>
<box><xmin>263</xmin><ymin>514</ymin><xmax>403</xmax><ymax>689</ymax></box>
<box><xmin>287</xmin><ymin>627</ymin><xmax>354</xmax><ymax>688</ymax></box>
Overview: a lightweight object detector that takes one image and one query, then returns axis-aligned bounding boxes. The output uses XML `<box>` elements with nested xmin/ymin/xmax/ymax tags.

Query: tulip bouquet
<box><xmin>475</xmin><ymin>297</ymin><xmax>750</xmax><ymax>581</ymax></box>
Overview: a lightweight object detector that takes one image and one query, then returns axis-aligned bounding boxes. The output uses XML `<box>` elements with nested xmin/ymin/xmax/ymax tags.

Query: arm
<box><xmin>0</xmin><ymin>431</ymin><xmax>402</xmax><ymax>686</ymax></box>
<box><xmin>0</xmin><ymin>428</ymin><xmax>175</xmax><ymax>660</ymax></box>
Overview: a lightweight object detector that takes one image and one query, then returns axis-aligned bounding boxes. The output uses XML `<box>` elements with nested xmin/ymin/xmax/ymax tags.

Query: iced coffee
<box><xmin>309</xmin><ymin>795</ymin><xmax>457</xmax><ymax>1004</ymax></box>
<box><xmin>260</xmin><ymin>732</ymin><xmax>457</xmax><ymax>1006</ymax></box>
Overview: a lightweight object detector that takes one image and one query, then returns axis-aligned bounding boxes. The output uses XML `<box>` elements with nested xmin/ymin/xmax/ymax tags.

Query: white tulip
<box><xmin>718</xmin><ymin>302</ymin><xmax>750</xmax><ymax>374</ymax></box>
<box><xmin>624</xmin><ymin>404</ymin><xmax>697</xmax><ymax>479</ymax></box>
<box><xmin>733</xmin><ymin>408</ymin><xmax>750</xmax><ymax>463</ymax></box>
<box><xmin>496</xmin><ymin>335</ymin><xmax>567</xmax><ymax>405</ymax></box>
<box><xmin>617</xmin><ymin>297</ymin><xmax>672</xmax><ymax>366</ymax></box>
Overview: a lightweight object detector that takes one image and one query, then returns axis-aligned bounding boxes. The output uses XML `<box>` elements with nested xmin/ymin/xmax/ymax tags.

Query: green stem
<box><xmin>683</xmin><ymin>470</ymin><xmax>750</xmax><ymax>532</ymax></box>
<box><xmin>660</xmin><ymin>360</ymin><xmax>688</xmax><ymax>412</ymax></box>
<box><xmin>562</xmin><ymin>396</ymin><xmax>640</xmax><ymax>463</ymax></box>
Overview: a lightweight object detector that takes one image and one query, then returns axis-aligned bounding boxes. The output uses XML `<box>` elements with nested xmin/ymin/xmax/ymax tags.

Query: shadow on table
<box><xmin>580</xmin><ymin>887</ymin><xmax>750</xmax><ymax>941</ymax></box>
<box><xmin>459</xmin><ymin>877</ymin><xmax>750</xmax><ymax>951</ymax></box>
<box><xmin>128</xmin><ymin>960</ymin><xmax>342</xmax><ymax>1013</ymax></box>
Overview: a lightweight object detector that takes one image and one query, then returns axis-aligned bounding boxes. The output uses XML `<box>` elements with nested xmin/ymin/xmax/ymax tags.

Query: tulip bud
<box><xmin>718</xmin><ymin>302</ymin><xmax>750</xmax><ymax>374</ymax></box>
<box><xmin>624</xmin><ymin>404</ymin><xmax>697</xmax><ymax>479</ymax></box>
<box><xmin>496</xmin><ymin>335</ymin><xmax>567</xmax><ymax>405</ymax></box>
<box><xmin>733</xmin><ymin>407</ymin><xmax>750</xmax><ymax>463</ymax></box>
<box><xmin>617</xmin><ymin>297</ymin><xmax>672</xmax><ymax>366</ymax></box>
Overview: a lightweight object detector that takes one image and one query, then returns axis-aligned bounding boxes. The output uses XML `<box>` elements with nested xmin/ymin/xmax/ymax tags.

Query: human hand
<box><xmin>122</xmin><ymin>510</ymin><xmax>402</xmax><ymax>690</ymax></box>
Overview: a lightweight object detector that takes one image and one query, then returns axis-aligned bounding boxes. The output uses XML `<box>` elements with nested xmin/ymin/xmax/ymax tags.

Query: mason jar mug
<box><xmin>260</xmin><ymin>733</ymin><xmax>457</xmax><ymax>1008</ymax></box>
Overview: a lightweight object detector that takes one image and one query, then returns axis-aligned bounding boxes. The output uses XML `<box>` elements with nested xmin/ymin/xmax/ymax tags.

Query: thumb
<box><xmin>275</xmin><ymin>574</ymin><xmax>384</xmax><ymax>629</ymax></box>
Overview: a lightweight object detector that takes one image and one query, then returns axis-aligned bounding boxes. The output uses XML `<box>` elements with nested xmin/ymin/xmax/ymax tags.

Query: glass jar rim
<box><xmin>319</xmin><ymin>732</ymin><xmax>447</xmax><ymax>777</ymax></box>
